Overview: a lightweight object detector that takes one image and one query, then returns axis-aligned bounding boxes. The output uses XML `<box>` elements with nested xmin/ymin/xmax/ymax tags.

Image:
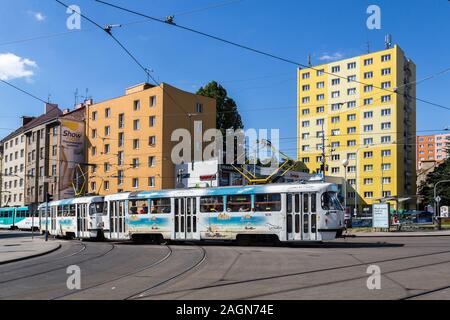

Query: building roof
<box><xmin>22</xmin><ymin>106</ymin><xmax>62</xmax><ymax>133</ymax></box>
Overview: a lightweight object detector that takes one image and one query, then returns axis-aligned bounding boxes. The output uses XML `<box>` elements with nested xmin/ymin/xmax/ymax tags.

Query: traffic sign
<box><xmin>435</xmin><ymin>196</ymin><xmax>442</xmax><ymax>203</ymax></box>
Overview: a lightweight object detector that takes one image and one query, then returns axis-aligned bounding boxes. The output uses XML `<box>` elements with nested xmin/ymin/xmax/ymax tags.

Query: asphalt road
<box><xmin>1</xmin><ymin>232</ymin><xmax>450</xmax><ymax>300</ymax></box>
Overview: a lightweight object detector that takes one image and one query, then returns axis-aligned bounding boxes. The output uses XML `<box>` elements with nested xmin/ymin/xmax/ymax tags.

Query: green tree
<box><xmin>418</xmin><ymin>158</ymin><xmax>450</xmax><ymax>207</ymax></box>
<box><xmin>196</xmin><ymin>81</ymin><xmax>243</xmax><ymax>132</ymax></box>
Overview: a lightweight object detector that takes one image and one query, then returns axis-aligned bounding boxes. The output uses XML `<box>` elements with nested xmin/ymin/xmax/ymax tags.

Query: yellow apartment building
<box><xmin>86</xmin><ymin>83</ymin><xmax>216</xmax><ymax>195</ymax></box>
<box><xmin>297</xmin><ymin>44</ymin><xmax>416</xmax><ymax>214</ymax></box>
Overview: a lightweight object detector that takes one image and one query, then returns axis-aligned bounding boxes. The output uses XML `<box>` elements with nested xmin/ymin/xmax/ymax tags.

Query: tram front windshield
<box><xmin>89</xmin><ymin>202</ymin><xmax>105</xmax><ymax>215</ymax></box>
<box><xmin>321</xmin><ymin>192</ymin><xmax>343</xmax><ymax>211</ymax></box>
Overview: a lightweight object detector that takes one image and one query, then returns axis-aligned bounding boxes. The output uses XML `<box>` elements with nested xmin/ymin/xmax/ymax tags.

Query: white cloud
<box><xmin>28</xmin><ymin>11</ymin><xmax>46</xmax><ymax>22</ymax></box>
<box><xmin>0</xmin><ymin>53</ymin><xmax>38</xmax><ymax>81</ymax></box>
<box><xmin>318</xmin><ymin>52</ymin><xmax>344</xmax><ymax>62</ymax></box>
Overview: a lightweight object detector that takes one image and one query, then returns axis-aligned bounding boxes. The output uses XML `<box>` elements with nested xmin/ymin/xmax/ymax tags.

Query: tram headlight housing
<box><xmin>97</xmin><ymin>221</ymin><xmax>104</xmax><ymax>228</ymax></box>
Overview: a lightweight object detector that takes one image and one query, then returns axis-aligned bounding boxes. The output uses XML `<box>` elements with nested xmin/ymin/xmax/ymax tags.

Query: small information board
<box><xmin>373</xmin><ymin>203</ymin><xmax>390</xmax><ymax>228</ymax></box>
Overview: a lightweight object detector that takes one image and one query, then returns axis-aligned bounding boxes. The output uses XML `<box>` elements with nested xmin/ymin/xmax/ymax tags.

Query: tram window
<box><xmin>57</xmin><ymin>206</ymin><xmax>64</xmax><ymax>217</ymax></box>
<box><xmin>303</xmin><ymin>194</ymin><xmax>309</xmax><ymax>213</ymax></box>
<box><xmin>303</xmin><ymin>214</ymin><xmax>309</xmax><ymax>233</ymax></box>
<box><xmin>287</xmin><ymin>214</ymin><xmax>292</xmax><ymax>233</ymax></box>
<box><xmin>321</xmin><ymin>192</ymin><xmax>343</xmax><ymax>211</ymax></box>
<box><xmin>129</xmin><ymin>200</ymin><xmax>149</xmax><ymax>215</ymax></box>
<box><xmin>226</xmin><ymin>195</ymin><xmax>251</xmax><ymax>212</ymax></box>
<box><xmin>187</xmin><ymin>199</ymin><xmax>191</xmax><ymax>215</ymax></box>
<box><xmin>311</xmin><ymin>214</ymin><xmax>317</xmax><ymax>233</ymax></box>
<box><xmin>175</xmin><ymin>199</ymin><xmax>179</xmax><ymax>215</ymax></box>
<box><xmin>254</xmin><ymin>194</ymin><xmax>281</xmax><ymax>212</ymax></box>
<box><xmin>150</xmin><ymin>198</ymin><xmax>171</xmax><ymax>214</ymax></box>
<box><xmin>295</xmin><ymin>215</ymin><xmax>300</xmax><ymax>233</ymax></box>
<box><xmin>90</xmin><ymin>202</ymin><xmax>105</xmax><ymax>215</ymax></box>
<box><xmin>69</xmin><ymin>205</ymin><xmax>76</xmax><ymax>217</ymax></box>
<box><xmin>200</xmin><ymin>196</ymin><xmax>224</xmax><ymax>213</ymax></box>
<box><xmin>175</xmin><ymin>216</ymin><xmax>179</xmax><ymax>232</ymax></box>
<box><xmin>287</xmin><ymin>194</ymin><xmax>292</xmax><ymax>213</ymax></box>
<box><xmin>103</xmin><ymin>202</ymin><xmax>108</xmax><ymax>216</ymax></box>
<box><xmin>294</xmin><ymin>194</ymin><xmax>300</xmax><ymax>213</ymax></box>
<box><xmin>311</xmin><ymin>194</ymin><xmax>317</xmax><ymax>213</ymax></box>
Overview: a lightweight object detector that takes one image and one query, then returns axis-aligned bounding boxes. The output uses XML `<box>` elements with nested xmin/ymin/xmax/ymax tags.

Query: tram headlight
<box><xmin>97</xmin><ymin>221</ymin><xmax>104</xmax><ymax>228</ymax></box>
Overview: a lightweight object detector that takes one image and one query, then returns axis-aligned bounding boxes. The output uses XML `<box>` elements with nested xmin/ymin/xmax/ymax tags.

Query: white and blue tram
<box><xmin>0</xmin><ymin>207</ymin><xmax>39</xmax><ymax>230</ymax></box>
<box><xmin>103</xmin><ymin>182</ymin><xmax>344</xmax><ymax>243</ymax></box>
<box><xmin>38</xmin><ymin>196</ymin><xmax>105</xmax><ymax>239</ymax></box>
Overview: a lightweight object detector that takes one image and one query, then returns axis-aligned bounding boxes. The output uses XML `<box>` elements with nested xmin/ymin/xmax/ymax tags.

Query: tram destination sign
<box><xmin>372</xmin><ymin>203</ymin><xmax>390</xmax><ymax>228</ymax></box>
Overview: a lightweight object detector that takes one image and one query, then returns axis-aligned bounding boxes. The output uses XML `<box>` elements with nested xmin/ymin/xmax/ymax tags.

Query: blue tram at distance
<box><xmin>0</xmin><ymin>207</ymin><xmax>39</xmax><ymax>230</ymax></box>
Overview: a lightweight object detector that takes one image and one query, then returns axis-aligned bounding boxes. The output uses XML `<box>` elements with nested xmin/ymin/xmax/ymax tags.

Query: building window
<box><xmin>364</xmin><ymin>85</ymin><xmax>373</xmax><ymax>92</ymax></box>
<box><xmin>331</xmin><ymin>116</ymin><xmax>340</xmax><ymax>123</ymax></box>
<box><xmin>302</xmin><ymin>109</ymin><xmax>310</xmax><ymax>115</ymax></box>
<box><xmin>347</xmin><ymin>127</ymin><xmax>356</xmax><ymax>134</ymax></box>
<box><xmin>317</xmin><ymin>94</ymin><xmax>325</xmax><ymax>101</ymax></box>
<box><xmin>105</xmin><ymin>108</ymin><xmax>111</xmax><ymax>118</ymax></box>
<box><xmin>347</xmin><ymin>114</ymin><xmax>356</xmax><ymax>121</ymax></box>
<box><xmin>133</xmin><ymin>119</ymin><xmax>140</xmax><ymax>130</ymax></box>
<box><xmin>347</xmin><ymin>62</ymin><xmax>356</xmax><ymax>69</ymax></box>
<box><xmin>92</xmin><ymin>147</ymin><xmax>97</xmax><ymax>156</ymax></box>
<box><xmin>382</xmin><ymin>163</ymin><xmax>391</xmax><ymax>171</ymax></box>
<box><xmin>364</xmin><ymin>98</ymin><xmax>373</xmax><ymax>105</ymax></box>
<box><xmin>92</xmin><ymin>111</ymin><xmax>97</xmax><ymax>121</ymax></box>
<box><xmin>381</xmin><ymin>95</ymin><xmax>391</xmax><ymax>103</ymax></box>
<box><xmin>117</xmin><ymin>170</ymin><xmax>124</xmax><ymax>185</ymax></box>
<box><xmin>316</xmin><ymin>82</ymin><xmax>324</xmax><ymax>89</ymax></box>
<box><xmin>331</xmin><ymin>167</ymin><xmax>340</xmax><ymax>174</ymax></box>
<box><xmin>364</xmin><ymin>58</ymin><xmax>373</xmax><ymax>66</ymax></box>
<box><xmin>331</xmin><ymin>78</ymin><xmax>340</xmax><ymax>86</ymax></box>
<box><xmin>364</xmin><ymin>71</ymin><xmax>373</xmax><ymax>79</ymax></box>
<box><xmin>382</xmin><ymin>177</ymin><xmax>391</xmax><ymax>184</ymax></box>
<box><xmin>331</xmin><ymin>103</ymin><xmax>341</xmax><ymax>111</ymax></box>
<box><xmin>302</xmin><ymin>72</ymin><xmax>310</xmax><ymax>79</ymax></box>
<box><xmin>196</xmin><ymin>103</ymin><xmax>203</xmax><ymax>113</ymax></box>
<box><xmin>331</xmin><ymin>66</ymin><xmax>340</xmax><ymax>73</ymax></box>
<box><xmin>104</xmin><ymin>126</ymin><xmax>110</xmax><ymax>136</ymax></box>
<box><xmin>347</xmin><ymin>166</ymin><xmax>356</xmax><ymax>173</ymax></box>
<box><xmin>347</xmin><ymin>75</ymin><xmax>356</xmax><ymax>82</ymax></box>
<box><xmin>302</xmin><ymin>97</ymin><xmax>310</xmax><ymax>104</ymax></box>
<box><xmin>104</xmin><ymin>144</ymin><xmax>110</xmax><ymax>154</ymax></box>
<box><xmin>347</xmin><ymin>140</ymin><xmax>356</xmax><ymax>146</ymax></box>
<box><xmin>364</xmin><ymin>125</ymin><xmax>373</xmax><ymax>132</ymax></box>
<box><xmin>118</xmin><ymin>113</ymin><xmax>125</xmax><ymax>129</ymax></box>
<box><xmin>133</xmin><ymin>100</ymin><xmax>140</xmax><ymax>111</ymax></box>
<box><xmin>302</xmin><ymin>145</ymin><xmax>310</xmax><ymax>152</ymax></box>
<box><xmin>52</xmin><ymin>165</ymin><xmax>57</xmax><ymax>176</ymax></box>
<box><xmin>381</xmin><ymin>150</ymin><xmax>391</xmax><ymax>157</ymax></box>
<box><xmin>331</xmin><ymin>91</ymin><xmax>340</xmax><ymax>98</ymax></box>
<box><xmin>364</xmin><ymin>151</ymin><xmax>373</xmax><ymax>158</ymax></box>
<box><xmin>364</xmin><ymin>138</ymin><xmax>373</xmax><ymax>145</ymax></box>
<box><xmin>118</xmin><ymin>132</ymin><xmax>124</xmax><ymax>148</ymax></box>
<box><xmin>148</xmin><ymin>177</ymin><xmax>155</xmax><ymax>187</ymax></box>
<box><xmin>364</xmin><ymin>111</ymin><xmax>373</xmax><ymax>119</ymax></box>
<box><xmin>364</xmin><ymin>192</ymin><xmax>374</xmax><ymax>198</ymax></box>
<box><xmin>302</xmin><ymin>157</ymin><xmax>310</xmax><ymax>163</ymax></box>
<box><xmin>149</xmin><ymin>136</ymin><xmax>156</xmax><ymax>146</ymax></box>
<box><xmin>381</xmin><ymin>136</ymin><xmax>391</xmax><ymax>143</ymax></box>
<box><xmin>381</xmin><ymin>108</ymin><xmax>391</xmax><ymax>116</ymax></box>
<box><xmin>331</xmin><ymin>129</ymin><xmax>340</xmax><ymax>136</ymax></box>
<box><xmin>132</xmin><ymin>158</ymin><xmax>139</xmax><ymax>169</ymax></box>
<box><xmin>347</xmin><ymin>88</ymin><xmax>356</xmax><ymax>95</ymax></box>
<box><xmin>92</xmin><ymin>129</ymin><xmax>97</xmax><ymax>138</ymax></box>
<box><xmin>104</xmin><ymin>162</ymin><xmax>110</xmax><ymax>172</ymax></box>
<box><xmin>148</xmin><ymin>156</ymin><xmax>156</xmax><ymax>167</ymax></box>
<box><xmin>347</xmin><ymin>153</ymin><xmax>356</xmax><ymax>160</ymax></box>
<box><xmin>381</xmin><ymin>54</ymin><xmax>391</xmax><ymax>62</ymax></box>
<box><xmin>91</xmin><ymin>182</ymin><xmax>96</xmax><ymax>191</ymax></box>
<box><xmin>316</xmin><ymin>106</ymin><xmax>324</xmax><ymax>113</ymax></box>
<box><xmin>104</xmin><ymin>181</ymin><xmax>110</xmax><ymax>191</ymax></box>
<box><xmin>118</xmin><ymin>151</ymin><xmax>124</xmax><ymax>166</ymax></box>
<box><xmin>381</xmin><ymin>68</ymin><xmax>391</xmax><ymax>75</ymax></box>
<box><xmin>302</xmin><ymin>121</ymin><xmax>310</xmax><ymax>128</ymax></box>
<box><xmin>364</xmin><ymin>178</ymin><xmax>373</xmax><ymax>185</ymax></box>
<box><xmin>381</xmin><ymin>81</ymin><xmax>391</xmax><ymax>89</ymax></box>
<box><xmin>132</xmin><ymin>178</ymin><xmax>139</xmax><ymax>188</ymax></box>
<box><xmin>133</xmin><ymin>139</ymin><xmax>140</xmax><ymax>150</ymax></box>
<box><xmin>302</xmin><ymin>85</ymin><xmax>310</xmax><ymax>91</ymax></box>
<box><xmin>302</xmin><ymin>133</ymin><xmax>310</xmax><ymax>140</ymax></box>
<box><xmin>364</xmin><ymin>165</ymin><xmax>373</xmax><ymax>172</ymax></box>
<box><xmin>381</xmin><ymin>122</ymin><xmax>391</xmax><ymax>130</ymax></box>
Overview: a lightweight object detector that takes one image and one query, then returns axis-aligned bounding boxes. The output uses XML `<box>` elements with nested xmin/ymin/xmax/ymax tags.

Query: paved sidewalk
<box><xmin>344</xmin><ymin>230</ymin><xmax>450</xmax><ymax>238</ymax></box>
<box><xmin>0</xmin><ymin>232</ymin><xmax>61</xmax><ymax>264</ymax></box>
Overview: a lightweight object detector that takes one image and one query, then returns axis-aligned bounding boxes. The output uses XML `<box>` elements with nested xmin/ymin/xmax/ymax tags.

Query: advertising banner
<box><xmin>373</xmin><ymin>203</ymin><xmax>390</xmax><ymax>228</ymax></box>
<box><xmin>59</xmin><ymin>120</ymin><xmax>85</xmax><ymax>199</ymax></box>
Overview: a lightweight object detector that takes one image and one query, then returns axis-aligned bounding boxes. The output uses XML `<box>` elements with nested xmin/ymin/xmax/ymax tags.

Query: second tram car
<box><xmin>102</xmin><ymin>182</ymin><xmax>344</xmax><ymax>243</ymax></box>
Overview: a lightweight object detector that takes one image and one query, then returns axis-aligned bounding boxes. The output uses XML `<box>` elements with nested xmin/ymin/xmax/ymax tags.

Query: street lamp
<box><xmin>342</xmin><ymin>159</ymin><xmax>349</xmax><ymax>210</ymax></box>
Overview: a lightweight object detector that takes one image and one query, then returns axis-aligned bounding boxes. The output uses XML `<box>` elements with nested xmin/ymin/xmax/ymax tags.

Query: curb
<box><xmin>348</xmin><ymin>233</ymin><xmax>450</xmax><ymax>238</ymax></box>
<box><xmin>0</xmin><ymin>243</ymin><xmax>62</xmax><ymax>265</ymax></box>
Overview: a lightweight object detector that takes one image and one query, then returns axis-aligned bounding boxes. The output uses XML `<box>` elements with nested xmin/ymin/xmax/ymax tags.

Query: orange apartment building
<box><xmin>86</xmin><ymin>83</ymin><xmax>216</xmax><ymax>195</ymax></box>
<box><xmin>416</xmin><ymin>133</ymin><xmax>450</xmax><ymax>169</ymax></box>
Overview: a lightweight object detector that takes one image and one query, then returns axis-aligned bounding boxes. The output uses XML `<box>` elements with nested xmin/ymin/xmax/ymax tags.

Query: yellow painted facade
<box><xmin>297</xmin><ymin>45</ymin><xmax>416</xmax><ymax>212</ymax></box>
<box><xmin>86</xmin><ymin>83</ymin><xmax>216</xmax><ymax>195</ymax></box>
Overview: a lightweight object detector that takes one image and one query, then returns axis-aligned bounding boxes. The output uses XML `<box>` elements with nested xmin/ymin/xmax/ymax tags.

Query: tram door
<box><xmin>77</xmin><ymin>204</ymin><xmax>89</xmax><ymax>238</ymax></box>
<box><xmin>174</xmin><ymin>198</ymin><xmax>199</xmax><ymax>240</ymax></box>
<box><xmin>51</xmin><ymin>206</ymin><xmax>57</xmax><ymax>233</ymax></box>
<box><xmin>109</xmin><ymin>201</ymin><xmax>127</xmax><ymax>239</ymax></box>
<box><xmin>301</xmin><ymin>193</ymin><xmax>318</xmax><ymax>241</ymax></box>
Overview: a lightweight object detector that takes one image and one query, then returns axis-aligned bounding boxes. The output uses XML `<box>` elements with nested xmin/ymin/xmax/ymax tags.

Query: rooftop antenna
<box><xmin>385</xmin><ymin>34</ymin><xmax>392</xmax><ymax>49</ymax></box>
<box><xmin>74</xmin><ymin>88</ymin><xmax>79</xmax><ymax>106</ymax></box>
<box><xmin>367</xmin><ymin>42</ymin><xmax>371</xmax><ymax>53</ymax></box>
<box><xmin>47</xmin><ymin>93</ymin><xmax>51</xmax><ymax>103</ymax></box>
<box><xmin>308</xmin><ymin>54</ymin><xmax>312</xmax><ymax>67</ymax></box>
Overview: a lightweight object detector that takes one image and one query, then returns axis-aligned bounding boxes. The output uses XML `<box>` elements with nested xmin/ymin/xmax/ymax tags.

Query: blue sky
<box><xmin>0</xmin><ymin>0</ymin><xmax>449</xmax><ymax>158</ymax></box>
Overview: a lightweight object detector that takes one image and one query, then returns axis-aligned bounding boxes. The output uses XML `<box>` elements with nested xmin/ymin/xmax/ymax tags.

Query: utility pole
<box><xmin>321</xmin><ymin>122</ymin><xmax>326</xmax><ymax>182</ymax></box>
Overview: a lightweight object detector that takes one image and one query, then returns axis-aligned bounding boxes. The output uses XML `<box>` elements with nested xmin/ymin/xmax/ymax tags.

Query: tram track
<box><xmin>126</xmin><ymin>244</ymin><xmax>207</xmax><ymax>300</ymax></box>
<box><xmin>141</xmin><ymin>247</ymin><xmax>450</xmax><ymax>299</ymax></box>
<box><xmin>0</xmin><ymin>240</ymin><xmax>87</xmax><ymax>275</ymax></box>
<box><xmin>50</xmin><ymin>244</ymin><xmax>174</xmax><ymax>300</ymax></box>
<box><xmin>0</xmin><ymin>242</ymin><xmax>116</xmax><ymax>285</ymax></box>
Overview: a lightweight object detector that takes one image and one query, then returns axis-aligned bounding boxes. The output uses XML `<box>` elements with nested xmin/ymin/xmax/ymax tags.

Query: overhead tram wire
<box><xmin>95</xmin><ymin>0</ymin><xmax>450</xmax><ymax>112</ymax></box>
<box><xmin>0</xmin><ymin>79</ymin><xmax>48</xmax><ymax>104</ymax></box>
